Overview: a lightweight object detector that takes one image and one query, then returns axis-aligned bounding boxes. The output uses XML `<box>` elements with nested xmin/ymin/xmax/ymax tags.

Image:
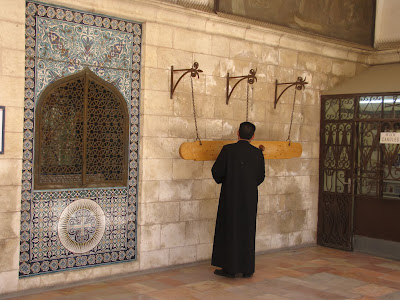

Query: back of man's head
<box><xmin>239</xmin><ymin>122</ymin><xmax>256</xmax><ymax>140</ymax></box>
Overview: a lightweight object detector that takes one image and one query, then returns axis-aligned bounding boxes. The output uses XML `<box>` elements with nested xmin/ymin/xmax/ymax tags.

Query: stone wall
<box><xmin>0</xmin><ymin>0</ymin><xmax>397</xmax><ymax>295</ymax></box>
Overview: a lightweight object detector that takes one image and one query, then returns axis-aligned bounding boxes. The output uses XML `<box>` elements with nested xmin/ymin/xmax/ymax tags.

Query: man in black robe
<box><xmin>211</xmin><ymin>122</ymin><xmax>265</xmax><ymax>278</ymax></box>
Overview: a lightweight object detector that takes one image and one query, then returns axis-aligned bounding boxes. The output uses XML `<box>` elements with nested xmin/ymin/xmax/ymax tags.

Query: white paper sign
<box><xmin>380</xmin><ymin>132</ymin><xmax>400</xmax><ymax>144</ymax></box>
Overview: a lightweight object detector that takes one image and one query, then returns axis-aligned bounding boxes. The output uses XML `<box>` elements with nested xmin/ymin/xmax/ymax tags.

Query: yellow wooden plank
<box><xmin>179</xmin><ymin>141</ymin><xmax>302</xmax><ymax>161</ymax></box>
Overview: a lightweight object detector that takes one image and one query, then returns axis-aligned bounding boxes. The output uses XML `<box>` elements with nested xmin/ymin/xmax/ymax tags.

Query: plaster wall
<box><xmin>0</xmin><ymin>0</ymin><xmax>396</xmax><ymax>295</ymax></box>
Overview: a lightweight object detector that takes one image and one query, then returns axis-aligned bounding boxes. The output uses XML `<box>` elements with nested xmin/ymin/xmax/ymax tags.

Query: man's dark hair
<box><xmin>239</xmin><ymin>122</ymin><xmax>256</xmax><ymax>140</ymax></box>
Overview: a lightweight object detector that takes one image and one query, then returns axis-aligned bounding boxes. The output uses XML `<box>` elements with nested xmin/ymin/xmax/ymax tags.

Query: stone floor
<box><xmin>4</xmin><ymin>246</ymin><xmax>400</xmax><ymax>299</ymax></box>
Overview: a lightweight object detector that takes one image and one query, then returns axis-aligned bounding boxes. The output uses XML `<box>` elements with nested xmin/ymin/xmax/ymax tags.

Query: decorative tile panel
<box><xmin>20</xmin><ymin>1</ymin><xmax>141</xmax><ymax>276</ymax></box>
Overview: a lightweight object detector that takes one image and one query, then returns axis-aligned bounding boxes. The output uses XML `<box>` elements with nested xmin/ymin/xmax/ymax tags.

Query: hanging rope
<box><xmin>191</xmin><ymin>77</ymin><xmax>202</xmax><ymax>145</ymax></box>
<box><xmin>286</xmin><ymin>88</ymin><xmax>297</xmax><ymax>146</ymax></box>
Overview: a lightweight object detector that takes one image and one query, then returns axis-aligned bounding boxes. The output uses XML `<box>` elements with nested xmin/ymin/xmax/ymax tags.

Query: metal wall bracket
<box><xmin>226</xmin><ymin>69</ymin><xmax>257</xmax><ymax>105</ymax></box>
<box><xmin>170</xmin><ymin>62</ymin><xmax>203</xmax><ymax>99</ymax></box>
<box><xmin>274</xmin><ymin>76</ymin><xmax>308</xmax><ymax>109</ymax></box>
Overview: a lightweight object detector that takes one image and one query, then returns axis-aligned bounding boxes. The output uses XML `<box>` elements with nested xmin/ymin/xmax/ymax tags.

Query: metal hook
<box><xmin>170</xmin><ymin>62</ymin><xmax>203</xmax><ymax>99</ymax></box>
<box><xmin>274</xmin><ymin>76</ymin><xmax>307</xmax><ymax>109</ymax></box>
<box><xmin>226</xmin><ymin>69</ymin><xmax>257</xmax><ymax>105</ymax></box>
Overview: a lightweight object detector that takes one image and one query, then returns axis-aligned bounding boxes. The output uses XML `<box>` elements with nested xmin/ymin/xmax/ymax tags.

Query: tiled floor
<box><xmin>5</xmin><ymin>246</ymin><xmax>400</xmax><ymax>299</ymax></box>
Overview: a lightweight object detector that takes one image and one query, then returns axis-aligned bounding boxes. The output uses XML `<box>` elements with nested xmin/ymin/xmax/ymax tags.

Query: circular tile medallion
<box><xmin>58</xmin><ymin>199</ymin><xmax>105</xmax><ymax>253</ymax></box>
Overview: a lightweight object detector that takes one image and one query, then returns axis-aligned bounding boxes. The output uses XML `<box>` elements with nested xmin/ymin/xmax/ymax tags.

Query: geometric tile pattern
<box><xmin>20</xmin><ymin>1</ymin><xmax>141</xmax><ymax>276</ymax></box>
<box><xmin>9</xmin><ymin>246</ymin><xmax>400</xmax><ymax>299</ymax></box>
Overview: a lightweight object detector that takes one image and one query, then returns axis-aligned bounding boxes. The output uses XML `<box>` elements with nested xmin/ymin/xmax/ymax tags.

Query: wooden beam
<box><xmin>179</xmin><ymin>141</ymin><xmax>302</xmax><ymax>161</ymax></box>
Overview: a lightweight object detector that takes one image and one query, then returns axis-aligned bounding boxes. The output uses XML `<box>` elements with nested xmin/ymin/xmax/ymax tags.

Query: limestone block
<box><xmin>321</xmin><ymin>46</ymin><xmax>349</xmax><ymax>61</ymax></box>
<box><xmin>140</xmin><ymin>180</ymin><xmax>159</xmax><ymax>204</ymax></box>
<box><xmin>143</xmin><ymin>90</ymin><xmax>173</xmax><ymax>116</ymax></box>
<box><xmin>193</xmin><ymin>179</ymin><xmax>218</xmax><ymax>200</ymax></box>
<box><xmin>0</xmin><ymin>186</ymin><xmax>21</xmax><ymax>212</ymax></box>
<box><xmin>168</xmin><ymin>116</ymin><xmax>206</xmax><ymax>139</ymax></box>
<box><xmin>332</xmin><ymin>60</ymin><xmax>357</xmax><ymax>77</ymax></box>
<box><xmin>202</xmin><ymin>161</ymin><xmax>214</xmax><ymax>179</ymax></box>
<box><xmin>196</xmin><ymin>243</ymin><xmax>212</xmax><ymax>261</ymax></box>
<box><xmin>0</xmin><ymin>21</ymin><xmax>24</xmax><ymax>51</ymax></box>
<box><xmin>109</xmin><ymin>260</ymin><xmax>139</xmax><ymax>276</ymax></box>
<box><xmin>275</xmin><ymin>67</ymin><xmax>295</xmax><ymax>84</ymax></box>
<box><xmin>140</xmin><ymin>202</ymin><xmax>179</xmax><ymax>225</ymax></box>
<box><xmin>206</xmin><ymin>119</ymin><xmax>222</xmax><ymax>139</ymax></box>
<box><xmin>280</xmin><ymin>36</ymin><xmax>323</xmax><ymax>55</ymax></box>
<box><xmin>258</xmin><ymin>176</ymin><xmax>277</xmax><ymax>195</ymax></box>
<box><xmin>268</xmin><ymin>159</ymin><xmax>286</xmax><ymax>177</ymax></box>
<box><xmin>142</xmin><ymin>44</ymin><xmax>158</xmax><ymax>69</ymax></box>
<box><xmin>140</xmin><ymin>249</ymin><xmax>169</xmax><ymax>270</ymax></box>
<box><xmin>253</xmin><ymin>121</ymin><xmax>270</xmax><ymax>141</ymax></box>
<box><xmin>142</xmin><ymin>115</ymin><xmax>169</xmax><ymax>137</ymax></box>
<box><xmin>185</xmin><ymin>219</ymin><xmax>215</xmax><ymax>245</ymax></box>
<box><xmin>284</xmin><ymin>192</ymin><xmax>315</xmax><ymax>211</ymax></box>
<box><xmin>299</xmin><ymin>125</ymin><xmax>319</xmax><ymax>142</ymax></box>
<box><xmin>269</xmin><ymin>122</ymin><xmax>299</xmax><ymax>141</ymax></box>
<box><xmin>253</xmin><ymin>82</ymin><xmax>275</xmax><ymax>102</ymax></box>
<box><xmin>144</xmin><ymin>23</ymin><xmax>174</xmax><ymax>48</ymax></box>
<box><xmin>199</xmin><ymin>199</ymin><xmax>218</xmax><ymax>220</ymax></box>
<box><xmin>246</xmin><ymin>29</ymin><xmax>281</xmax><ymax>47</ymax></box>
<box><xmin>161</xmin><ymin>222</ymin><xmax>186</xmax><ymax>248</ymax></box>
<box><xmin>143</xmin><ymin>67</ymin><xmax>169</xmax><ymax>91</ymax></box>
<box><xmin>157</xmin><ymin>47</ymin><xmax>193</xmax><ymax>70</ymax></box>
<box><xmin>298</xmin><ymin>53</ymin><xmax>332</xmax><ymax>74</ymax></box>
<box><xmin>222</xmin><ymin>120</ymin><xmax>238</xmax><ymax>139</ymax></box>
<box><xmin>159</xmin><ymin>180</ymin><xmax>193</xmax><ymax>201</ymax></box>
<box><xmin>140</xmin><ymin>224</ymin><xmax>160</xmax><ymax>251</ymax></box>
<box><xmin>172</xmin><ymin>92</ymin><xmax>193</xmax><ymax>117</ymax></box>
<box><xmin>1</xmin><ymin>49</ymin><xmax>24</xmax><ymax>78</ymax></box>
<box><xmin>174</xmin><ymin>94</ymin><xmax>213</xmax><ymax>119</ymax></box>
<box><xmin>311</xmin><ymin>142</ymin><xmax>320</xmax><ymax>159</ymax></box>
<box><xmin>277</xmin><ymin>210</ymin><xmax>307</xmax><ymax>233</ymax></box>
<box><xmin>0</xmin><ymin>270</ymin><xmax>18</xmax><ymax>294</ymax></box>
<box><xmin>214</xmin><ymin>97</ymin><xmax>234</xmax><ymax>119</ymax></box>
<box><xmin>0</xmin><ymin>159</ymin><xmax>22</xmax><ymax>186</ymax></box>
<box><xmin>0</xmin><ymin>76</ymin><xmax>24</xmax><ymax>107</ymax></box>
<box><xmin>211</xmin><ymin>35</ymin><xmax>230</xmax><ymax>58</ymax></box>
<box><xmin>143</xmin><ymin>137</ymin><xmax>185</xmax><ymax>159</ymax></box>
<box><xmin>173</xmin><ymin>28</ymin><xmax>211</xmax><ymax>55</ymax></box>
<box><xmin>255</xmin><ymin>235</ymin><xmax>271</xmax><ymax>252</ymax></box>
<box><xmin>0</xmin><ymin>238</ymin><xmax>19</xmax><ymax>272</ymax></box>
<box><xmin>261</xmin><ymin>46</ymin><xmax>279</xmax><ymax>65</ymax></box>
<box><xmin>142</xmin><ymin>159</ymin><xmax>172</xmax><ymax>181</ymax></box>
<box><xmin>2</xmin><ymin>132</ymin><xmax>23</xmax><ymax>159</ymax></box>
<box><xmin>193</xmin><ymin>53</ymin><xmax>221</xmax><ymax>76</ymax></box>
<box><xmin>178</xmin><ymin>75</ymin><xmax>207</xmax><ymax>97</ymax></box>
<box><xmin>247</xmin><ymin>101</ymin><xmax>266</xmax><ymax>123</ymax></box>
<box><xmin>309</xmin><ymin>72</ymin><xmax>328</xmax><ymax>90</ymax></box>
<box><xmin>180</xmin><ymin>200</ymin><xmax>199</xmax><ymax>221</ymax></box>
<box><xmin>205</xmin><ymin>75</ymin><xmax>226</xmax><ymax>98</ymax></box>
<box><xmin>231</xmin><ymin>99</ymin><xmax>247</xmax><ymax>120</ymax></box>
<box><xmin>275</xmin><ymin>176</ymin><xmax>297</xmax><ymax>194</ymax></box>
<box><xmin>305</xmin><ymin>209</ymin><xmax>318</xmax><ymax>230</ymax></box>
<box><xmin>230</xmin><ymin>39</ymin><xmax>262</xmax><ymax>62</ymax></box>
<box><xmin>205</xmin><ymin>20</ymin><xmax>246</xmax><ymax>40</ymax></box>
<box><xmin>220</xmin><ymin>58</ymin><xmax>253</xmax><ymax>79</ymax></box>
<box><xmin>0</xmin><ymin>0</ymin><xmax>25</xmax><ymax>23</ymax></box>
<box><xmin>257</xmin><ymin>195</ymin><xmax>269</xmax><ymax>214</ymax></box>
<box><xmin>17</xmin><ymin>274</ymin><xmax>41</xmax><ymax>293</ymax></box>
<box><xmin>301</xmin><ymin>229</ymin><xmax>317</xmax><ymax>244</ymax></box>
<box><xmin>302</xmin><ymin>89</ymin><xmax>320</xmax><ymax>106</ymax></box>
<box><xmin>172</xmin><ymin>159</ymin><xmax>204</xmax><ymax>180</ymax></box>
<box><xmin>270</xmin><ymin>233</ymin><xmax>289</xmax><ymax>249</ymax></box>
<box><xmin>4</xmin><ymin>106</ymin><xmax>23</xmax><ymax>133</ymax></box>
<box><xmin>256</xmin><ymin>213</ymin><xmax>276</xmax><ymax>236</ymax></box>
<box><xmin>288</xmin><ymin>231</ymin><xmax>303</xmax><ymax>247</ymax></box>
<box><xmin>279</xmin><ymin>49</ymin><xmax>298</xmax><ymax>69</ymax></box>
<box><xmin>268</xmin><ymin>195</ymin><xmax>285</xmax><ymax>213</ymax></box>
<box><xmin>169</xmin><ymin>245</ymin><xmax>197</xmax><ymax>265</ymax></box>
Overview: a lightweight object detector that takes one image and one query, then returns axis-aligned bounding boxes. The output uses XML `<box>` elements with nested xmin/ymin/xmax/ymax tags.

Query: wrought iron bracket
<box><xmin>170</xmin><ymin>62</ymin><xmax>203</xmax><ymax>99</ymax></box>
<box><xmin>226</xmin><ymin>69</ymin><xmax>257</xmax><ymax>105</ymax></box>
<box><xmin>274</xmin><ymin>76</ymin><xmax>308</xmax><ymax>109</ymax></box>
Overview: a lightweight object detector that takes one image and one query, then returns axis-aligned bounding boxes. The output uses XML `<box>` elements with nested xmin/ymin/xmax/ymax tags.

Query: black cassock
<box><xmin>211</xmin><ymin>140</ymin><xmax>265</xmax><ymax>275</ymax></box>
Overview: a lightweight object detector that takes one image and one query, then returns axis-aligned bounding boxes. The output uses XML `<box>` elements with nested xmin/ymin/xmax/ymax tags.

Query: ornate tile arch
<box><xmin>20</xmin><ymin>1</ymin><xmax>141</xmax><ymax>276</ymax></box>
